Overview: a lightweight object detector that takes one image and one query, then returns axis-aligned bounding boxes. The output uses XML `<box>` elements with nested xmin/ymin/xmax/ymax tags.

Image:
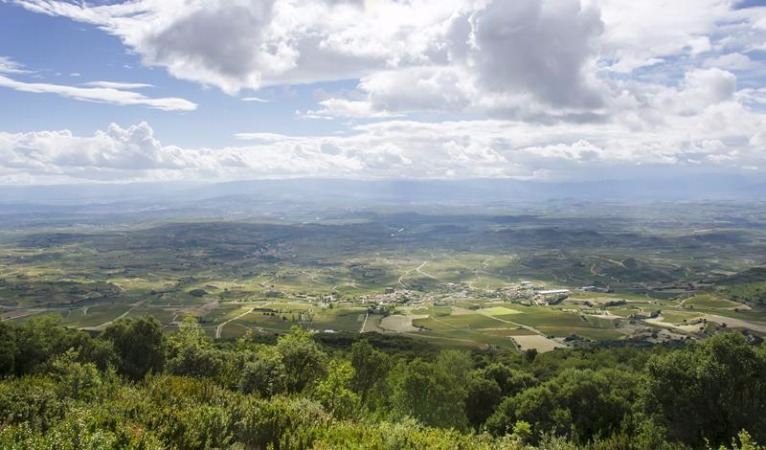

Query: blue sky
<box><xmin>0</xmin><ymin>3</ymin><xmax>347</xmax><ymax>148</ymax></box>
<box><xmin>0</xmin><ymin>0</ymin><xmax>764</xmax><ymax>184</ymax></box>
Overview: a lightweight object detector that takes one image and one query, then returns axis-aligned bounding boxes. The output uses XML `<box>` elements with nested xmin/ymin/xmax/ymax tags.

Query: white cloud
<box><xmin>667</xmin><ymin>68</ymin><xmax>738</xmax><ymax>115</ymax></box>
<box><xmin>0</xmin><ymin>73</ymin><xmax>196</xmax><ymax>111</ymax></box>
<box><xmin>704</xmin><ymin>52</ymin><xmax>760</xmax><ymax>71</ymax></box>
<box><xmin>13</xmin><ymin>0</ymin><xmax>765</xmax><ymax>119</ymax></box>
<box><xmin>303</xmin><ymin>98</ymin><xmax>399</xmax><ymax>119</ymax></box>
<box><xmin>2</xmin><ymin>96</ymin><xmax>764</xmax><ymax>184</ymax></box>
<box><xmin>241</xmin><ymin>96</ymin><xmax>270</xmax><ymax>103</ymax></box>
<box><xmin>596</xmin><ymin>0</ymin><xmax>733</xmax><ymax>71</ymax></box>
<box><xmin>83</xmin><ymin>81</ymin><xmax>154</xmax><ymax>90</ymax></box>
<box><xmin>5</xmin><ymin>0</ymin><xmax>766</xmax><ymax>184</ymax></box>
<box><xmin>0</xmin><ymin>56</ymin><xmax>31</xmax><ymax>74</ymax></box>
<box><xmin>12</xmin><ymin>0</ymin><xmax>604</xmax><ymax>114</ymax></box>
<box><xmin>454</xmin><ymin>0</ymin><xmax>604</xmax><ymax>108</ymax></box>
<box><xmin>688</xmin><ymin>36</ymin><xmax>712</xmax><ymax>56</ymax></box>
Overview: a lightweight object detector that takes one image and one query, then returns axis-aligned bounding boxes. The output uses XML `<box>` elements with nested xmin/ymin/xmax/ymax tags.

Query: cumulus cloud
<box><xmin>664</xmin><ymin>68</ymin><xmax>738</xmax><ymax>115</ymax></box>
<box><xmin>12</xmin><ymin>0</ymin><xmax>606</xmax><ymax>115</ymax></box>
<box><xmin>704</xmin><ymin>53</ymin><xmax>760</xmax><ymax>71</ymax></box>
<box><xmin>2</xmin><ymin>96</ymin><xmax>765</xmax><ymax>184</ymax></box>
<box><xmin>5</xmin><ymin>0</ymin><xmax>766</xmax><ymax>183</ymax></box>
<box><xmin>597</xmin><ymin>0</ymin><xmax>734</xmax><ymax>72</ymax></box>
<box><xmin>453</xmin><ymin>0</ymin><xmax>603</xmax><ymax>108</ymax></box>
<box><xmin>13</xmin><ymin>0</ymin><xmax>766</xmax><ymax>119</ymax></box>
<box><xmin>302</xmin><ymin>97</ymin><xmax>400</xmax><ymax>119</ymax></box>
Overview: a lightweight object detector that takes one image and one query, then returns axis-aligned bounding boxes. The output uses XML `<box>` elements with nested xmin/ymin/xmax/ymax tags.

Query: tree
<box><xmin>102</xmin><ymin>317</ymin><xmax>165</xmax><ymax>380</ymax></box>
<box><xmin>0</xmin><ymin>323</ymin><xmax>17</xmax><ymax>377</ymax></box>
<box><xmin>50</xmin><ymin>350</ymin><xmax>103</xmax><ymax>402</ymax></box>
<box><xmin>314</xmin><ymin>359</ymin><xmax>360</xmax><ymax>419</ymax></box>
<box><xmin>11</xmin><ymin>315</ymin><xmax>69</xmax><ymax>375</ymax></box>
<box><xmin>482</xmin><ymin>363</ymin><xmax>538</xmax><ymax>397</ymax></box>
<box><xmin>464</xmin><ymin>371</ymin><xmax>502</xmax><ymax>429</ymax></box>
<box><xmin>487</xmin><ymin>368</ymin><xmax>639</xmax><ymax>443</ymax></box>
<box><xmin>391</xmin><ymin>355</ymin><xmax>470</xmax><ymax>430</ymax></box>
<box><xmin>644</xmin><ymin>333</ymin><xmax>766</xmax><ymax>447</ymax></box>
<box><xmin>239</xmin><ymin>348</ymin><xmax>287</xmax><ymax>398</ymax></box>
<box><xmin>166</xmin><ymin>315</ymin><xmax>223</xmax><ymax>378</ymax></box>
<box><xmin>275</xmin><ymin>326</ymin><xmax>326</xmax><ymax>393</ymax></box>
<box><xmin>350</xmin><ymin>339</ymin><xmax>389</xmax><ymax>405</ymax></box>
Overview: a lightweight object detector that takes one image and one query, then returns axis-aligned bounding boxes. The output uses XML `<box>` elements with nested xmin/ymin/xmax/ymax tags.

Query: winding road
<box><xmin>399</xmin><ymin>261</ymin><xmax>437</xmax><ymax>287</ymax></box>
<box><xmin>215</xmin><ymin>307</ymin><xmax>254</xmax><ymax>339</ymax></box>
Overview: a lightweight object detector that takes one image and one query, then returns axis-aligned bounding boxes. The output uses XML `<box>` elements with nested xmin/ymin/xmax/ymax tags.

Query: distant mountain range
<box><xmin>1</xmin><ymin>175</ymin><xmax>764</xmax><ymax>206</ymax></box>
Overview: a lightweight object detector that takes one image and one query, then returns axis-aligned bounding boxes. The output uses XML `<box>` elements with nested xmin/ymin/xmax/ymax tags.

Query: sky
<box><xmin>0</xmin><ymin>0</ymin><xmax>765</xmax><ymax>185</ymax></box>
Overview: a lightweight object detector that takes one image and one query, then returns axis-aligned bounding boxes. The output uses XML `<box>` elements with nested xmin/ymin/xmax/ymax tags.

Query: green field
<box><xmin>2</xmin><ymin>209</ymin><xmax>766</xmax><ymax>349</ymax></box>
<box><xmin>684</xmin><ymin>294</ymin><xmax>739</xmax><ymax>309</ymax></box>
<box><xmin>61</xmin><ymin>304</ymin><xmax>132</xmax><ymax>328</ymax></box>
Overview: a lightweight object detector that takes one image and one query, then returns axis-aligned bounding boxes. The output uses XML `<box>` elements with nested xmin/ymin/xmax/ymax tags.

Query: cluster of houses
<box><xmin>495</xmin><ymin>282</ymin><xmax>572</xmax><ymax>305</ymax></box>
<box><xmin>358</xmin><ymin>288</ymin><xmax>419</xmax><ymax>305</ymax></box>
<box><xmin>360</xmin><ymin>280</ymin><xmax>580</xmax><ymax>310</ymax></box>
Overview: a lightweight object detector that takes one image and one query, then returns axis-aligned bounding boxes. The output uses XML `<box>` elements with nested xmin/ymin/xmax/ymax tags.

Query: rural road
<box><xmin>1</xmin><ymin>310</ymin><xmax>44</xmax><ymax>321</ymax></box>
<box><xmin>80</xmin><ymin>302</ymin><xmax>142</xmax><ymax>332</ymax></box>
<box><xmin>215</xmin><ymin>307</ymin><xmax>254</xmax><ymax>339</ymax></box>
<box><xmin>360</xmin><ymin>313</ymin><xmax>369</xmax><ymax>333</ymax></box>
<box><xmin>416</xmin><ymin>261</ymin><xmax>438</xmax><ymax>279</ymax></box>
<box><xmin>703</xmin><ymin>314</ymin><xmax>766</xmax><ymax>334</ymax></box>
<box><xmin>399</xmin><ymin>261</ymin><xmax>437</xmax><ymax>287</ymax></box>
<box><xmin>479</xmin><ymin>311</ymin><xmax>546</xmax><ymax>337</ymax></box>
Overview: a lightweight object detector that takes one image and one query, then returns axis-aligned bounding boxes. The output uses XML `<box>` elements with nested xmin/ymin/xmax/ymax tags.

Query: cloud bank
<box><xmin>5</xmin><ymin>0</ymin><xmax>766</xmax><ymax>183</ymax></box>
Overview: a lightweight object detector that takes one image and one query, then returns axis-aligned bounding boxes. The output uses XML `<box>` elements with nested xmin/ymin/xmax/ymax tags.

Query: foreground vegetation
<box><xmin>0</xmin><ymin>316</ymin><xmax>765</xmax><ymax>449</ymax></box>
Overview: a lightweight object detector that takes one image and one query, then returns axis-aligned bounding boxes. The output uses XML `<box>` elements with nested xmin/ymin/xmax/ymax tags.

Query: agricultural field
<box><xmin>1</xmin><ymin>203</ymin><xmax>766</xmax><ymax>351</ymax></box>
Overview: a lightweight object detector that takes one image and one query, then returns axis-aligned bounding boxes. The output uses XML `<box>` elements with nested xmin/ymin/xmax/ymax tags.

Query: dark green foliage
<box><xmin>644</xmin><ymin>332</ymin><xmax>766</xmax><ymax>447</ymax></box>
<box><xmin>0</xmin><ymin>376</ymin><xmax>68</xmax><ymax>432</ymax></box>
<box><xmin>482</xmin><ymin>363</ymin><xmax>539</xmax><ymax>397</ymax></box>
<box><xmin>166</xmin><ymin>316</ymin><xmax>224</xmax><ymax>379</ymax></box>
<box><xmin>102</xmin><ymin>317</ymin><xmax>165</xmax><ymax>380</ymax></box>
<box><xmin>0</xmin><ymin>319</ymin><xmax>764</xmax><ymax>449</ymax></box>
<box><xmin>11</xmin><ymin>316</ymin><xmax>85</xmax><ymax>375</ymax></box>
<box><xmin>391</xmin><ymin>351</ymin><xmax>472</xmax><ymax>430</ymax></box>
<box><xmin>465</xmin><ymin>372</ymin><xmax>502</xmax><ymax>429</ymax></box>
<box><xmin>235</xmin><ymin>396</ymin><xmax>332</xmax><ymax>450</ymax></box>
<box><xmin>487</xmin><ymin>368</ymin><xmax>640</xmax><ymax>443</ymax></box>
<box><xmin>239</xmin><ymin>351</ymin><xmax>287</xmax><ymax>397</ymax></box>
<box><xmin>350</xmin><ymin>339</ymin><xmax>390</xmax><ymax>404</ymax></box>
<box><xmin>0</xmin><ymin>323</ymin><xmax>17</xmax><ymax>376</ymax></box>
<box><xmin>275</xmin><ymin>326</ymin><xmax>327</xmax><ymax>393</ymax></box>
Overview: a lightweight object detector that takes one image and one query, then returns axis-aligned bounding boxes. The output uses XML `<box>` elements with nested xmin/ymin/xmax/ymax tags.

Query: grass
<box><xmin>441</xmin><ymin>314</ymin><xmax>511</xmax><ymax>329</ymax></box>
<box><xmin>417</xmin><ymin>329</ymin><xmax>517</xmax><ymax>349</ymax></box>
<box><xmin>412</xmin><ymin>317</ymin><xmax>455</xmax><ymax>332</ymax></box>
<box><xmin>313</xmin><ymin>308</ymin><xmax>368</xmax><ymax>332</ymax></box>
<box><xmin>684</xmin><ymin>294</ymin><xmax>739</xmax><ymax>309</ymax></box>
<box><xmin>482</xmin><ymin>327</ymin><xmax>537</xmax><ymax>336</ymax></box>
<box><xmin>657</xmin><ymin>310</ymin><xmax>702</xmax><ymax>325</ymax></box>
<box><xmin>61</xmin><ymin>304</ymin><xmax>132</xmax><ymax>328</ymax></box>
<box><xmin>232</xmin><ymin>312</ymin><xmax>295</xmax><ymax>331</ymax></box>
<box><xmin>499</xmin><ymin>307</ymin><xmax>623</xmax><ymax>340</ymax></box>
<box><xmin>481</xmin><ymin>306</ymin><xmax>521</xmax><ymax>316</ymax></box>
